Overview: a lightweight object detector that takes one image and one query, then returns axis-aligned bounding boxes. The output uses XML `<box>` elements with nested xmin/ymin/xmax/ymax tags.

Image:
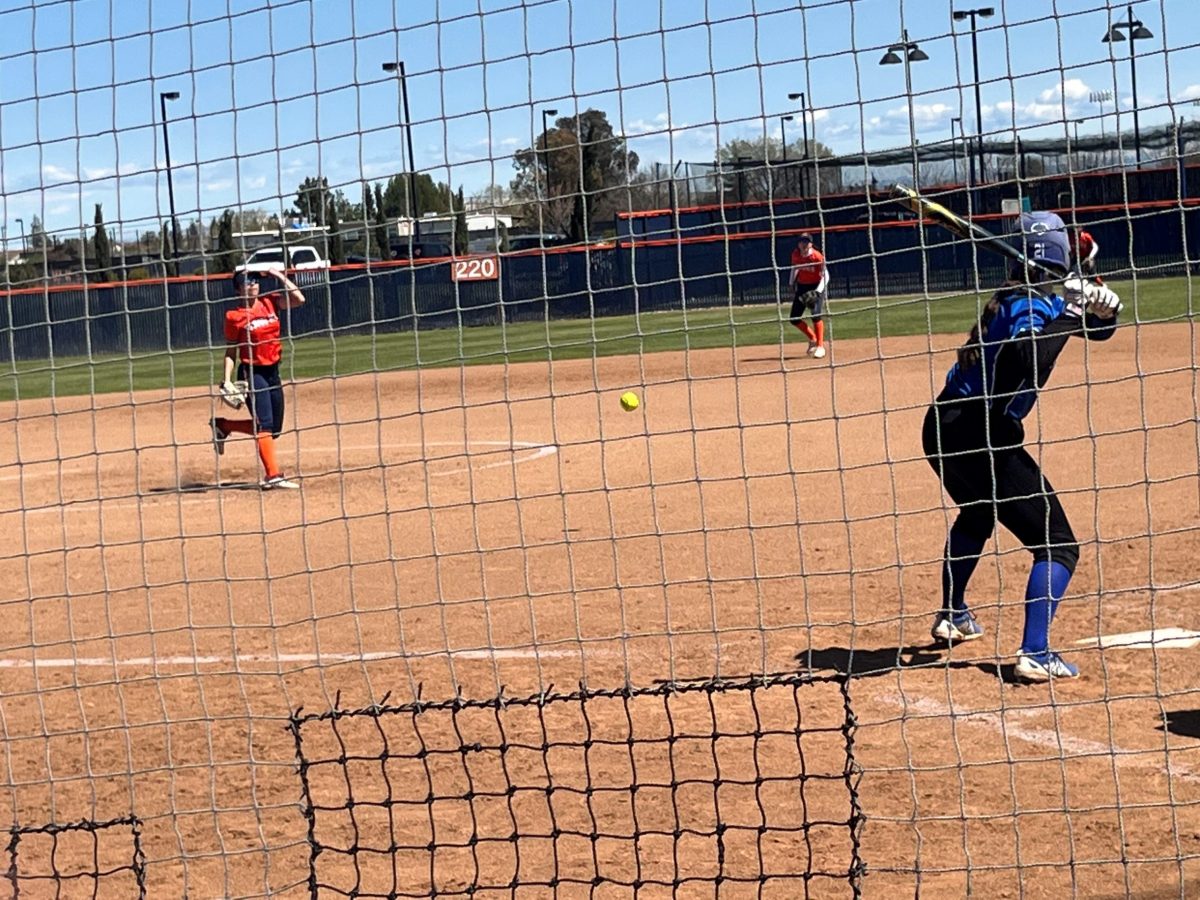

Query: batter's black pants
<box><xmin>922</xmin><ymin>402</ymin><xmax>1079</xmax><ymax>573</ymax></box>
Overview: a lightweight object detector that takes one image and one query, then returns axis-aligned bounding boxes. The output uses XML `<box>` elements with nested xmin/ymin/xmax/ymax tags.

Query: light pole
<box><xmin>15</xmin><ymin>218</ymin><xmax>24</xmax><ymax>254</ymax></box>
<box><xmin>780</xmin><ymin>115</ymin><xmax>794</xmax><ymax>194</ymax></box>
<box><xmin>1072</xmin><ymin>118</ymin><xmax>1086</xmax><ymax>170</ymax></box>
<box><xmin>382</xmin><ymin>62</ymin><xmax>420</xmax><ymax>244</ymax></box>
<box><xmin>950</xmin><ymin>116</ymin><xmax>962</xmax><ymax>183</ymax></box>
<box><xmin>879</xmin><ymin>32</ymin><xmax>930</xmax><ymax>188</ymax></box>
<box><xmin>787</xmin><ymin>92</ymin><xmax>809</xmax><ymax>196</ymax></box>
<box><xmin>158</xmin><ymin>91</ymin><xmax>181</xmax><ymax>263</ymax></box>
<box><xmin>541</xmin><ymin>108</ymin><xmax>558</xmax><ymax>202</ymax></box>
<box><xmin>1090</xmin><ymin>89</ymin><xmax>1112</xmax><ymax>138</ymax></box>
<box><xmin>952</xmin><ymin>7</ymin><xmax>993</xmax><ymax>186</ymax></box>
<box><xmin>1102</xmin><ymin>5</ymin><xmax>1154</xmax><ymax>167</ymax></box>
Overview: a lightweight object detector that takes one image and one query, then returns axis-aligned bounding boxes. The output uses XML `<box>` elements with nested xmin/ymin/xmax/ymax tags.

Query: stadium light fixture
<box><xmin>382</xmin><ymin>62</ymin><xmax>420</xmax><ymax>242</ymax></box>
<box><xmin>786</xmin><ymin>91</ymin><xmax>811</xmax><ymax>194</ymax></box>
<box><xmin>1101</xmin><ymin>5</ymin><xmax>1155</xmax><ymax>166</ymax></box>
<box><xmin>880</xmin><ymin>31</ymin><xmax>928</xmax><ymax>187</ymax></box>
<box><xmin>158</xmin><ymin>91</ymin><xmax>181</xmax><ymax>262</ymax></box>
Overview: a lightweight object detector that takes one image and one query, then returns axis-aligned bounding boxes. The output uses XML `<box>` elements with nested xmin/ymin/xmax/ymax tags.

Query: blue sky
<box><xmin>0</xmin><ymin>0</ymin><xmax>1197</xmax><ymax>247</ymax></box>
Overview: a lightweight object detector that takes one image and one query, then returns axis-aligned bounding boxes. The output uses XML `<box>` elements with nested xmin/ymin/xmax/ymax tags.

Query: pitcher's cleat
<box><xmin>261</xmin><ymin>474</ymin><xmax>300</xmax><ymax>490</ymax></box>
<box><xmin>210</xmin><ymin>418</ymin><xmax>228</xmax><ymax>456</ymax></box>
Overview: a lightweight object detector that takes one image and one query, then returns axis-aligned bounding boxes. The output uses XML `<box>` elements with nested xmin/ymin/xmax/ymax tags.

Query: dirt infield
<box><xmin>0</xmin><ymin>322</ymin><xmax>1196</xmax><ymax>897</ymax></box>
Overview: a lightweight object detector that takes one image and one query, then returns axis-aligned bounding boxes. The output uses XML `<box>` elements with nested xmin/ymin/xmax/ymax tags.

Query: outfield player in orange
<box><xmin>210</xmin><ymin>269</ymin><xmax>305</xmax><ymax>489</ymax></box>
<box><xmin>788</xmin><ymin>233</ymin><xmax>829</xmax><ymax>358</ymax></box>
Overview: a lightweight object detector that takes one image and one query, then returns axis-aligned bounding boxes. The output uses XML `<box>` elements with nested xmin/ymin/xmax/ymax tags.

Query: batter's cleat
<box><xmin>210</xmin><ymin>418</ymin><xmax>228</xmax><ymax>456</ymax></box>
<box><xmin>931</xmin><ymin>610</ymin><xmax>984</xmax><ymax>645</ymax></box>
<box><xmin>261</xmin><ymin>474</ymin><xmax>300</xmax><ymax>490</ymax></box>
<box><xmin>806</xmin><ymin>343</ymin><xmax>818</xmax><ymax>357</ymax></box>
<box><xmin>1015</xmin><ymin>651</ymin><xmax>1079</xmax><ymax>683</ymax></box>
<box><xmin>812</xmin><ymin>345</ymin><xmax>827</xmax><ymax>359</ymax></box>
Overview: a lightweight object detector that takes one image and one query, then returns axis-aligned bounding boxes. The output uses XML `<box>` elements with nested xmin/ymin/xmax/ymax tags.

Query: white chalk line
<box><xmin>878</xmin><ymin>693</ymin><xmax>1199</xmax><ymax>783</ymax></box>
<box><xmin>0</xmin><ymin>647</ymin><xmax>584</xmax><ymax>670</ymax></box>
<box><xmin>1074</xmin><ymin>626</ymin><xmax>1200</xmax><ymax>650</ymax></box>
<box><xmin>0</xmin><ymin>439</ymin><xmax>559</xmax><ymax>516</ymax></box>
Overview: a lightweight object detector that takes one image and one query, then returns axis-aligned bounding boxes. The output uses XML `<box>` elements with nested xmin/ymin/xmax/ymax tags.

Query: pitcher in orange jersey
<box><xmin>788</xmin><ymin>233</ymin><xmax>829</xmax><ymax>358</ymax></box>
<box><xmin>210</xmin><ymin>269</ymin><xmax>306</xmax><ymax>489</ymax></box>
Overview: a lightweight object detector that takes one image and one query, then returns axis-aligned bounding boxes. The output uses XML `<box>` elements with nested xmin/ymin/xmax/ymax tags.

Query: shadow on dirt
<box><xmin>1160</xmin><ymin>709</ymin><xmax>1200</xmax><ymax>739</ymax></box>
<box><xmin>146</xmin><ymin>480</ymin><xmax>262</xmax><ymax>494</ymax></box>
<box><xmin>795</xmin><ymin>645</ymin><xmax>1014</xmax><ymax>682</ymax></box>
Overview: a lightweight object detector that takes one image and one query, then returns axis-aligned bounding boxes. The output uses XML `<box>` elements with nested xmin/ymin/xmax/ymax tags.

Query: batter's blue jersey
<box><xmin>942</xmin><ymin>288</ymin><xmax>1112</xmax><ymax>427</ymax></box>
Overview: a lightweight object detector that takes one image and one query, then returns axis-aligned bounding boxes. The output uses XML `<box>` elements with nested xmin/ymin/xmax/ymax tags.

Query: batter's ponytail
<box><xmin>956</xmin><ymin>290</ymin><xmax>1005</xmax><ymax>370</ymax></box>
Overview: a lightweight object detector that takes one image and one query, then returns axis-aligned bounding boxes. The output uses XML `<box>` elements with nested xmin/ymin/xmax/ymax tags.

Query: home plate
<box><xmin>1075</xmin><ymin>627</ymin><xmax>1200</xmax><ymax>650</ymax></box>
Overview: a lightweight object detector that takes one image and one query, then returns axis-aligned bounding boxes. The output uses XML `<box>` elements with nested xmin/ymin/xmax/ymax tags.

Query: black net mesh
<box><xmin>290</xmin><ymin>675</ymin><xmax>862</xmax><ymax>899</ymax></box>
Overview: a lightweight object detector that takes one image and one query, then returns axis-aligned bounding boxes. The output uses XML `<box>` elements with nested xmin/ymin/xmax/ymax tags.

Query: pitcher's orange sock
<box><xmin>814</xmin><ymin>319</ymin><xmax>826</xmax><ymax>346</ymax></box>
<box><xmin>218</xmin><ymin>418</ymin><xmax>254</xmax><ymax>435</ymax></box>
<box><xmin>793</xmin><ymin>320</ymin><xmax>817</xmax><ymax>341</ymax></box>
<box><xmin>256</xmin><ymin>432</ymin><xmax>280</xmax><ymax>479</ymax></box>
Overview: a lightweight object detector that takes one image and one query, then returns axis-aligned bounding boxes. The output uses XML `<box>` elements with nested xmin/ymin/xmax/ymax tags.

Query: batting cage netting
<box><xmin>0</xmin><ymin>0</ymin><xmax>1197</xmax><ymax>896</ymax></box>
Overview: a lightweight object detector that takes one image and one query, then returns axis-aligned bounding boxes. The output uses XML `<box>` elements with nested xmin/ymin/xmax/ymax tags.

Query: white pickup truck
<box><xmin>236</xmin><ymin>245</ymin><xmax>330</xmax><ymax>287</ymax></box>
<box><xmin>237</xmin><ymin>245</ymin><xmax>330</xmax><ymax>274</ymax></box>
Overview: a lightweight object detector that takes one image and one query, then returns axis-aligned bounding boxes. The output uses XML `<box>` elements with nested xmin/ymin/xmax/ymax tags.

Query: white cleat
<box><xmin>812</xmin><ymin>345</ymin><xmax>827</xmax><ymax>359</ymax></box>
<box><xmin>261</xmin><ymin>475</ymin><xmax>300</xmax><ymax>490</ymax></box>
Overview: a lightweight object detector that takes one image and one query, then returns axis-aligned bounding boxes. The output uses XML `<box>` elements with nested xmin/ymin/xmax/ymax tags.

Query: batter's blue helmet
<box><xmin>1011</xmin><ymin>211</ymin><xmax>1070</xmax><ymax>276</ymax></box>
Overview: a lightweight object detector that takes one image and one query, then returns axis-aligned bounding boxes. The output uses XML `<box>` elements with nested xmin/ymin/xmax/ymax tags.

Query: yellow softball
<box><xmin>620</xmin><ymin>391</ymin><xmax>640</xmax><ymax>412</ymax></box>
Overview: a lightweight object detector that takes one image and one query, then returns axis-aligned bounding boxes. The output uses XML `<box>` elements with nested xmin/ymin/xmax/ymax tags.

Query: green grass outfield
<box><xmin>1</xmin><ymin>275</ymin><xmax>1194</xmax><ymax>402</ymax></box>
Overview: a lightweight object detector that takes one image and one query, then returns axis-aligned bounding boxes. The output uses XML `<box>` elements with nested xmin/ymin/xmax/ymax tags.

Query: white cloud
<box><xmin>624</xmin><ymin>112</ymin><xmax>671</xmax><ymax>136</ymax></box>
<box><xmin>887</xmin><ymin>101</ymin><xmax>954</xmax><ymax>126</ymax></box>
<box><xmin>1039</xmin><ymin>77</ymin><xmax>1090</xmax><ymax>103</ymax></box>
<box><xmin>41</xmin><ymin>164</ymin><xmax>77</xmax><ymax>184</ymax></box>
<box><xmin>243</xmin><ymin>175</ymin><xmax>268</xmax><ymax>190</ymax></box>
<box><xmin>1177</xmin><ymin>84</ymin><xmax>1200</xmax><ymax>101</ymax></box>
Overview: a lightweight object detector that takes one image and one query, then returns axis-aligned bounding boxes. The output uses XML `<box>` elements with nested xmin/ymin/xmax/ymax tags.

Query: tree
<box><xmin>452</xmin><ymin>186</ymin><xmax>468</xmax><ymax>256</ymax></box>
<box><xmin>377</xmin><ymin>172</ymin><xmax>451</xmax><ymax>221</ymax></box>
<box><xmin>511</xmin><ymin>109</ymin><xmax>639</xmax><ymax>241</ymax></box>
<box><xmin>326</xmin><ymin>196</ymin><xmax>346</xmax><ymax>265</ymax></box>
<box><xmin>185</xmin><ymin>219</ymin><xmax>202</xmax><ymax>253</ymax></box>
<box><xmin>216</xmin><ymin>210</ymin><xmax>239</xmax><ymax>272</ymax></box>
<box><xmin>294</xmin><ymin>176</ymin><xmax>331</xmax><ymax>225</ymax></box>
<box><xmin>92</xmin><ymin>204</ymin><xmax>112</xmax><ymax>282</ymax></box>
<box><xmin>717</xmin><ymin>135</ymin><xmax>839</xmax><ymax>199</ymax></box>
<box><xmin>160</xmin><ymin>222</ymin><xmax>177</xmax><ymax>276</ymax></box>
<box><xmin>373</xmin><ymin>183</ymin><xmax>392</xmax><ymax>261</ymax></box>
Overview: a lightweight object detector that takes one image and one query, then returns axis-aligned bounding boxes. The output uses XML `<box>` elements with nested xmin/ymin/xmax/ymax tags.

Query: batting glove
<box><xmin>1063</xmin><ymin>277</ymin><xmax>1121</xmax><ymax>320</ymax></box>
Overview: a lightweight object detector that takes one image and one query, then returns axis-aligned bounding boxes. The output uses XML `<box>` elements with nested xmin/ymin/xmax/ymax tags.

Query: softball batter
<box><xmin>922</xmin><ymin>211</ymin><xmax>1121</xmax><ymax>682</ymax></box>
<box><xmin>210</xmin><ymin>269</ymin><xmax>305</xmax><ymax>489</ymax></box>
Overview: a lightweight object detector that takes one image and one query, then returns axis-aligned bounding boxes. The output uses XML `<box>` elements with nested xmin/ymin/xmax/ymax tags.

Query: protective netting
<box><xmin>290</xmin><ymin>675</ymin><xmax>863</xmax><ymax>898</ymax></box>
<box><xmin>6</xmin><ymin>817</ymin><xmax>146</xmax><ymax>898</ymax></box>
<box><xmin>1</xmin><ymin>0</ymin><xmax>1198</xmax><ymax>897</ymax></box>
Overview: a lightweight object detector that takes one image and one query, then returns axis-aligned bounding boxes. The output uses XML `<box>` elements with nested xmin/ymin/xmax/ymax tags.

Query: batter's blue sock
<box><xmin>942</xmin><ymin>530</ymin><xmax>985</xmax><ymax>613</ymax></box>
<box><xmin>1021</xmin><ymin>560</ymin><xmax>1072</xmax><ymax>655</ymax></box>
